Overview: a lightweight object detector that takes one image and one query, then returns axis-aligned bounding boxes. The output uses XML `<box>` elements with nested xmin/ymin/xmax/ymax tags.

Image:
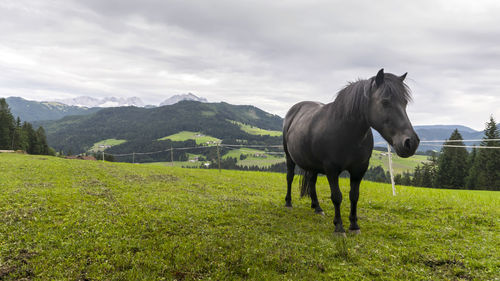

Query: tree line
<box><xmin>0</xmin><ymin>98</ymin><xmax>54</xmax><ymax>155</ymax></box>
<box><xmin>404</xmin><ymin>116</ymin><xmax>499</xmax><ymax>191</ymax></box>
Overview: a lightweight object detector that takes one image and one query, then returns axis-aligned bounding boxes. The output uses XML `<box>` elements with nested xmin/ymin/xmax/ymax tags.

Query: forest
<box><xmin>0</xmin><ymin>98</ymin><xmax>53</xmax><ymax>155</ymax></box>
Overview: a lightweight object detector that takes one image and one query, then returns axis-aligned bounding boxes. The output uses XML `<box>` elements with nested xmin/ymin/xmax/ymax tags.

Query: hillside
<box><xmin>41</xmin><ymin>101</ymin><xmax>283</xmax><ymax>154</ymax></box>
<box><xmin>0</xmin><ymin>153</ymin><xmax>498</xmax><ymax>280</ymax></box>
<box><xmin>4</xmin><ymin>97</ymin><xmax>101</xmax><ymax>121</ymax></box>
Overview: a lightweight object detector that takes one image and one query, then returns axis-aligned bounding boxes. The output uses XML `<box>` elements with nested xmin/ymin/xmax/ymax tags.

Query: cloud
<box><xmin>0</xmin><ymin>0</ymin><xmax>499</xmax><ymax>130</ymax></box>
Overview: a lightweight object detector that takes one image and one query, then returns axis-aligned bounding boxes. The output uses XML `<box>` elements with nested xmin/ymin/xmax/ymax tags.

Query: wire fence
<box><xmin>102</xmin><ymin>138</ymin><xmax>500</xmax><ymax>159</ymax></box>
<box><xmin>96</xmin><ymin>137</ymin><xmax>499</xmax><ymax>196</ymax></box>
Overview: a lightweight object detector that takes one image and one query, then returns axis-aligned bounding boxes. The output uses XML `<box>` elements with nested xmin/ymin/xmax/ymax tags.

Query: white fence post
<box><xmin>387</xmin><ymin>143</ymin><xmax>396</xmax><ymax>196</ymax></box>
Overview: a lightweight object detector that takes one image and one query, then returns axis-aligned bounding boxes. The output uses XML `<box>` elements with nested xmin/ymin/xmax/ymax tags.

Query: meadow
<box><xmin>157</xmin><ymin>131</ymin><xmax>221</xmax><ymax>145</ymax></box>
<box><xmin>228</xmin><ymin>120</ymin><xmax>282</xmax><ymax>137</ymax></box>
<box><xmin>0</xmin><ymin>153</ymin><xmax>498</xmax><ymax>280</ymax></box>
<box><xmin>89</xmin><ymin>139</ymin><xmax>128</xmax><ymax>153</ymax></box>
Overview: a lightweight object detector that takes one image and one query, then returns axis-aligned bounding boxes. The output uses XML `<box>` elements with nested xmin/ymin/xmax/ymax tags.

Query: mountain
<box><xmin>373</xmin><ymin>125</ymin><xmax>488</xmax><ymax>151</ymax></box>
<box><xmin>4</xmin><ymin>97</ymin><xmax>101</xmax><ymax>122</ymax></box>
<box><xmin>55</xmin><ymin>96</ymin><xmax>145</xmax><ymax>107</ymax></box>
<box><xmin>160</xmin><ymin>93</ymin><xmax>208</xmax><ymax>106</ymax></box>
<box><xmin>41</xmin><ymin>101</ymin><xmax>283</xmax><ymax>156</ymax></box>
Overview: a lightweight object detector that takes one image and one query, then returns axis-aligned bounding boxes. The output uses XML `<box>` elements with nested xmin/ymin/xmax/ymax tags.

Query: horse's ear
<box><xmin>375</xmin><ymin>68</ymin><xmax>384</xmax><ymax>87</ymax></box>
<box><xmin>399</xmin><ymin>72</ymin><xmax>408</xmax><ymax>82</ymax></box>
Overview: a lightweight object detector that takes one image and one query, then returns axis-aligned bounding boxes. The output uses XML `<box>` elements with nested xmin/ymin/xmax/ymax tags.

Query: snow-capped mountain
<box><xmin>159</xmin><ymin>93</ymin><xmax>208</xmax><ymax>106</ymax></box>
<box><xmin>55</xmin><ymin>96</ymin><xmax>145</xmax><ymax>107</ymax></box>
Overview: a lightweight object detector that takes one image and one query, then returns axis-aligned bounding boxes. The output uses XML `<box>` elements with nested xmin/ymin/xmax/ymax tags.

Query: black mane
<box><xmin>332</xmin><ymin>74</ymin><xmax>411</xmax><ymax>120</ymax></box>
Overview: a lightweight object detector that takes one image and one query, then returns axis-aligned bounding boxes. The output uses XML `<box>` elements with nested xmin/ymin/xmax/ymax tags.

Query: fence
<box><xmin>100</xmin><ymin>138</ymin><xmax>499</xmax><ymax>195</ymax></box>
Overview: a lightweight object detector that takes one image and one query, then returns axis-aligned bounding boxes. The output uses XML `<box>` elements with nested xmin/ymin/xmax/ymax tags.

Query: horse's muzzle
<box><xmin>394</xmin><ymin>134</ymin><xmax>420</xmax><ymax>158</ymax></box>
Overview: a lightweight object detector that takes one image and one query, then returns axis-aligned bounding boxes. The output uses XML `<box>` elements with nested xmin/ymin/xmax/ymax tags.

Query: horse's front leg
<box><xmin>348</xmin><ymin>164</ymin><xmax>367</xmax><ymax>234</ymax></box>
<box><xmin>326</xmin><ymin>172</ymin><xmax>345</xmax><ymax>234</ymax></box>
<box><xmin>349</xmin><ymin>177</ymin><xmax>361</xmax><ymax>233</ymax></box>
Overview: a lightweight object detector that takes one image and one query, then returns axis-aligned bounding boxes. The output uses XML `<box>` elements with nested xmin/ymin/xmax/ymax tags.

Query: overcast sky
<box><xmin>1</xmin><ymin>0</ymin><xmax>499</xmax><ymax>130</ymax></box>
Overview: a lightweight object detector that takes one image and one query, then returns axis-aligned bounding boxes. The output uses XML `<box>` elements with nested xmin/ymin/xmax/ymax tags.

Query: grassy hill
<box><xmin>371</xmin><ymin>150</ymin><xmax>429</xmax><ymax>174</ymax></box>
<box><xmin>89</xmin><ymin>139</ymin><xmax>127</xmax><ymax>152</ymax></box>
<box><xmin>223</xmin><ymin>148</ymin><xmax>285</xmax><ymax>167</ymax></box>
<box><xmin>40</xmin><ymin>101</ymin><xmax>283</xmax><ymax>155</ymax></box>
<box><xmin>0</xmin><ymin>153</ymin><xmax>498</xmax><ymax>280</ymax></box>
<box><xmin>158</xmin><ymin>131</ymin><xmax>221</xmax><ymax>145</ymax></box>
<box><xmin>228</xmin><ymin>120</ymin><xmax>282</xmax><ymax>137</ymax></box>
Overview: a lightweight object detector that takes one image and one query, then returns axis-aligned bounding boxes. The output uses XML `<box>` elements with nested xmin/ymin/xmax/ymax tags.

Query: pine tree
<box><xmin>465</xmin><ymin>146</ymin><xmax>478</xmax><ymax>188</ymax></box>
<box><xmin>435</xmin><ymin>129</ymin><xmax>469</xmax><ymax>189</ymax></box>
<box><xmin>468</xmin><ymin>116</ymin><xmax>500</xmax><ymax>190</ymax></box>
<box><xmin>0</xmin><ymin>98</ymin><xmax>15</xmax><ymax>149</ymax></box>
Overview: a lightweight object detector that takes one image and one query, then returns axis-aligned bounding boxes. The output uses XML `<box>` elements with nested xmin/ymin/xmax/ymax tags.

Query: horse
<box><xmin>282</xmin><ymin>69</ymin><xmax>419</xmax><ymax>235</ymax></box>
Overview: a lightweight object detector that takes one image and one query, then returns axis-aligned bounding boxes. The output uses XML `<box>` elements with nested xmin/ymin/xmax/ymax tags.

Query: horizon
<box><xmin>3</xmin><ymin>94</ymin><xmax>497</xmax><ymax>132</ymax></box>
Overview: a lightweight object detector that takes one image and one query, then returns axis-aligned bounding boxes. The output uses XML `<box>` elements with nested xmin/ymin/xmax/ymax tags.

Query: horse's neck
<box><xmin>325</xmin><ymin>102</ymin><xmax>371</xmax><ymax>136</ymax></box>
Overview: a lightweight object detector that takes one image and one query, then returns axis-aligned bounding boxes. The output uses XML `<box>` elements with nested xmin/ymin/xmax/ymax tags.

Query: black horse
<box><xmin>283</xmin><ymin>69</ymin><xmax>419</xmax><ymax>235</ymax></box>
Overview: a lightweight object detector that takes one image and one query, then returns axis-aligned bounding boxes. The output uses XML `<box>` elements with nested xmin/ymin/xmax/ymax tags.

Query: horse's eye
<box><xmin>381</xmin><ymin>99</ymin><xmax>390</xmax><ymax>107</ymax></box>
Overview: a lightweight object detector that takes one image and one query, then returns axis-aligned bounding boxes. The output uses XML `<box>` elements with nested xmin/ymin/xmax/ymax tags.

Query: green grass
<box><xmin>158</xmin><ymin>131</ymin><xmax>221</xmax><ymax>145</ymax></box>
<box><xmin>89</xmin><ymin>139</ymin><xmax>127</xmax><ymax>152</ymax></box>
<box><xmin>0</xmin><ymin>153</ymin><xmax>498</xmax><ymax>280</ymax></box>
<box><xmin>228</xmin><ymin>120</ymin><xmax>282</xmax><ymax>137</ymax></box>
<box><xmin>223</xmin><ymin>148</ymin><xmax>285</xmax><ymax>167</ymax></box>
<box><xmin>370</xmin><ymin>150</ymin><xmax>429</xmax><ymax>174</ymax></box>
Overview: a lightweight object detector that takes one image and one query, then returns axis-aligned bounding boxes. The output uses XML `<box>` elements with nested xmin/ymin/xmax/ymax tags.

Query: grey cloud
<box><xmin>0</xmin><ymin>0</ymin><xmax>499</xmax><ymax>130</ymax></box>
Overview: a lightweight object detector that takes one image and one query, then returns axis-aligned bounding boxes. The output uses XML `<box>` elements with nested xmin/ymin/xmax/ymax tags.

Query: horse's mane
<box><xmin>332</xmin><ymin>74</ymin><xmax>412</xmax><ymax>120</ymax></box>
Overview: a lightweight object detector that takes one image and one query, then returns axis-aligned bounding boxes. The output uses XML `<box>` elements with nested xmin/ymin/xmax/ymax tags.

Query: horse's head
<box><xmin>366</xmin><ymin>69</ymin><xmax>420</xmax><ymax>158</ymax></box>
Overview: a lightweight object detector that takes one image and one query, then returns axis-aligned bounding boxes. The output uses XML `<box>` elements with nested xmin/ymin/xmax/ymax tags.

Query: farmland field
<box><xmin>370</xmin><ymin>150</ymin><xmax>429</xmax><ymax>174</ymax></box>
<box><xmin>89</xmin><ymin>139</ymin><xmax>127</xmax><ymax>152</ymax></box>
<box><xmin>228</xmin><ymin>120</ymin><xmax>282</xmax><ymax>136</ymax></box>
<box><xmin>157</xmin><ymin>131</ymin><xmax>221</xmax><ymax>145</ymax></box>
<box><xmin>223</xmin><ymin>148</ymin><xmax>285</xmax><ymax>167</ymax></box>
<box><xmin>0</xmin><ymin>153</ymin><xmax>498</xmax><ymax>280</ymax></box>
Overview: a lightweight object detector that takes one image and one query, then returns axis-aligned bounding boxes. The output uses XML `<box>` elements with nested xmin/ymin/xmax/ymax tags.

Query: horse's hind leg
<box><xmin>308</xmin><ymin>173</ymin><xmax>324</xmax><ymax>215</ymax></box>
<box><xmin>285</xmin><ymin>154</ymin><xmax>295</xmax><ymax>208</ymax></box>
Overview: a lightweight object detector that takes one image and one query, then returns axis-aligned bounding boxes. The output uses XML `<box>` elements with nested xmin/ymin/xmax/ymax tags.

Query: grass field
<box><xmin>0</xmin><ymin>153</ymin><xmax>498</xmax><ymax>280</ymax></box>
<box><xmin>229</xmin><ymin>120</ymin><xmax>282</xmax><ymax>137</ymax></box>
<box><xmin>89</xmin><ymin>139</ymin><xmax>127</xmax><ymax>152</ymax></box>
<box><xmin>223</xmin><ymin>148</ymin><xmax>285</xmax><ymax>167</ymax></box>
<box><xmin>158</xmin><ymin>131</ymin><xmax>221</xmax><ymax>145</ymax></box>
<box><xmin>371</xmin><ymin>150</ymin><xmax>429</xmax><ymax>174</ymax></box>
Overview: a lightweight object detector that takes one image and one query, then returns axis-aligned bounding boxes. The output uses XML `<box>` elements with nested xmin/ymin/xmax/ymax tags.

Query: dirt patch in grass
<box><xmin>0</xmin><ymin>249</ymin><xmax>37</xmax><ymax>280</ymax></box>
<box><xmin>147</xmin><ymin>174</ymin><xmax>179</xmax><ymax>182</ymax></box>
<box><xmin>80</xmin><ymin>186</ymin><xmax>115</xmax><ymax>201</ymax></box>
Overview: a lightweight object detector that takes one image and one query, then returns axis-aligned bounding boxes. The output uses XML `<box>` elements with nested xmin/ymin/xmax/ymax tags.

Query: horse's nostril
<box><xmin>404</xmin><ymin>138</ymin><xmax>411</xmax><ymax>150</ymax></box>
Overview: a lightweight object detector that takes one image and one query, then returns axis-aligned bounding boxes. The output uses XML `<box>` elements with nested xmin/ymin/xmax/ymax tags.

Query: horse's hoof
<box><xmin>334</xmin><ymin>231</ymin><xmax>347</xmax><ymax>238</ymax></box>
<box><xmin>315</xmin><ymin>210</ymin><xmax>325</xmax><ymax>216</ymax></box>
<box><xmin>285</xmin><ymin>204</ymin><xmax>293</xmax><ymax>209</ymax></box>
<box><xmin>349</xmin><ymin>229</ymin><xmax>361</xmax><ymax>235</ymax></box>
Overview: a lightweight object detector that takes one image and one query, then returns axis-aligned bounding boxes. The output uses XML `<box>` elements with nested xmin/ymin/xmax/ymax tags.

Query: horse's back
<box><xmin>283</xmin><ymin>101</ymin><xmax>324</xmax><ymax>136</ymax></box>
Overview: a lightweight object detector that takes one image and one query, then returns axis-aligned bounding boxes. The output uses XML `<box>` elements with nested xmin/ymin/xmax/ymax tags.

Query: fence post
<box><xmin>387</xmin><ymin>143</ymin><xmax>396</xmax><ymax>196</ymax></box>
<box><xmin>132</xmin><ymin>152</ymin><xmax>135</xmax><ymax>164</ymax></box>
<box><xmin>217</xmin><ymin>143</ymin><xmax>221</xmax><ymax>172</ymax></box>
<box><xmin>102</xmin><ymin>151</ymin><xmax>104</xmax><ymax>162</ymax></box>
<box><xmin>170</xmin><ymin>146</ymin><xmax>174</xmax><ymax>166</ymax></box>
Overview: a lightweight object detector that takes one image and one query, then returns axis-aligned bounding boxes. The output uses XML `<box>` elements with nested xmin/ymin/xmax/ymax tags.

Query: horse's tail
<box><xmin>299</xmin><ymin>169</ymin><xmax>314</xmax><ymax>198</ymax></box>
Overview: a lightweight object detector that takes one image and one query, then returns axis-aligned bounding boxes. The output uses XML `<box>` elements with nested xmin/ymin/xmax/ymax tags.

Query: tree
<box><xmin>0</xmin><ymin>98</ymin><xmax>15</xmax><ymax>149</ymax></box>
<box><xmin>465</xmin><ymin>146</ymin><xmax>478</xmax><ymax>188</ymax></box>
<box><xmin>467</xmin><ymin>116</ymin><xmax>500</xmax><ymax>190</ymax></box>
<box><xmin>412</xmin><ymin>162</ymin><xmax>437</xmax><ymax>188</ymax></box>
<box><xmin>435</xmin><ymin>129</ymin><xmax>469</xmax><ymax>189</ymax></box>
